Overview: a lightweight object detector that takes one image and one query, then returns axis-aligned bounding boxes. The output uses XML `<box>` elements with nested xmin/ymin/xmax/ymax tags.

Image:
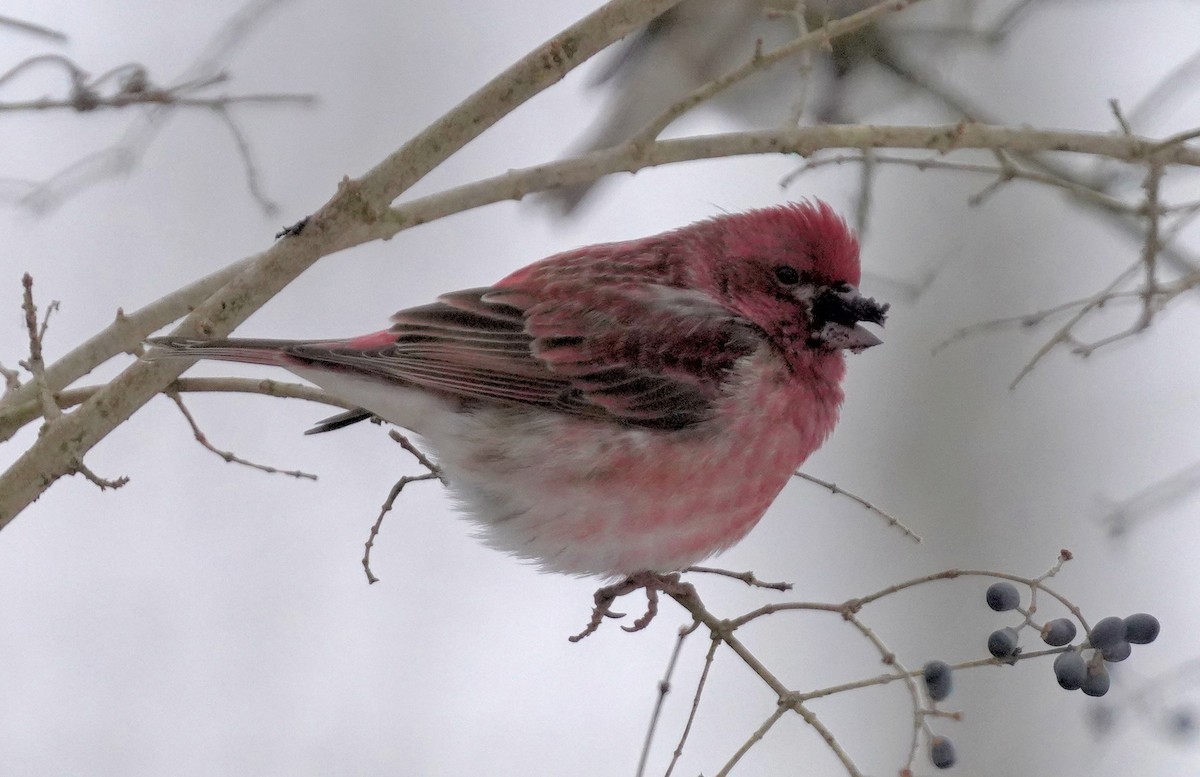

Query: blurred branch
<box><xmin>0</xmin><ymin>14</ymin><xmax>68</xmax><ymax>42</ymax></box>
<box><xmin>1100</xmin><ymin>460</ymin><xmax>1200</xmax><ymax>539</ymax></box>
<box><xmin>632</xmin><ymin>0</ymin><xmax>922</xmax><ymax>144</ymax></box>
<box><xmin>0</xmin><ymin>0</ymin><xmax>312</xmax><ymax>215</ymax></box>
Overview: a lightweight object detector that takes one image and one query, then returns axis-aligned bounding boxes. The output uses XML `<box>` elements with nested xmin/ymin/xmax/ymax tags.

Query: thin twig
<box><xmin>793</xmin><ymin>470</ymin><xmax>921</xmax><ymax>542</ymax></box>
<box><xmin>0</xmin><ymin>14</ymin><xmax>69</xmax><ymax>42</ymax></box>
<box><xmin>635</xmin><ymin>621</ymin><xmax>697</xmax><ymax>777</ymax></box>
<box><xmin>209</xmin><ymin>103</ymin><xmax>278</xmax><ymax>214</ymax></box>
<box><xmin>1136</xmin><ymin>161</ymin><xmax>1165</xmax><ymax>333</ymax></box>
<box><xmin>1008</xmin><ymin>259</ymin><xmax>1142</xmax><ymax>388</ymax></box>
<box><xmin>362</xmin><ymin>472</ymin><xmax>440</xmax><ymax>584</ymax></box>
<box><xmin>18</xmin><ymin>274</ymin><xmax>61</xmax><ymax>424</ymax></box>
<box><xmin>713</xmin><ymin>705</ymin><xmax>791</xmax><ymax>777</ymax></box>
<box><xmin>685</xmin><ymin>565</ymin><xmax>793</xmax><ymax>591</ymax></box>
<box><xmin>0</xmin><ymin>362</ymin><xmax>20</xmax><ymax>397</ymax></box>
<box><xmin>787</xmin><ymin>151</ymin><xmax>1138</xmax><ymax>215</ymax></box>
<box><xmin>666</xmin><ymin>585</ymin><xmax>866</xmax><ymax>777</ymax></box>
<box><xmin>71</xmin><ymin>458</ymin><xmax>129</xmax><ymax>490</ymax></box>
<box><xmin>633</xmin><ymin>0</ymin><xmax>922</xmax><ymax>144</ymax></box>
<box><xmin>166</xmin><ymin>391</ymin><xmax>318</xmax><ymax>479</ymax></box>
<box><xmin>389</xmin><ymin>429</ymin><xmax>446</xmax><ymax>483</ymax></box>
<box><xmin>1109</xmin><ymin>98</ymin><xmax>1133</xmax><ymax>136</ymax></box>
<box><xmin>842</xmin><ymin>610</ymin><xmax>924</xmax><ymax>772</ymax></box>
<box><xmin>664</xmin><ymin>627</ymin><xmax>719</xmax><ymax>777</ymax></box>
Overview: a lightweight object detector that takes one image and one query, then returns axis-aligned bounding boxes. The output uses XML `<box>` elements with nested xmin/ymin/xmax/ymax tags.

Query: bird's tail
<box><xmin>143</xmin><ymin>337</ymin><xmax>297</xmax><ymax>367</ymax></box>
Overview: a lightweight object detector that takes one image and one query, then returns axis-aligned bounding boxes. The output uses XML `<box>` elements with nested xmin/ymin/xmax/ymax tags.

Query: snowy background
<box><xmin>2</xmin><ymin>1</ymin><xmax>1200</xmax><ymax>775</ymax></box>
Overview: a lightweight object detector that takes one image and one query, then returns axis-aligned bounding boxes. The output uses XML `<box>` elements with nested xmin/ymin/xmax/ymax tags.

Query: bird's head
<box><xmin>694</xmin><ymin>201</ymin><xmax>889</xmax><ymax>362</ymax></box>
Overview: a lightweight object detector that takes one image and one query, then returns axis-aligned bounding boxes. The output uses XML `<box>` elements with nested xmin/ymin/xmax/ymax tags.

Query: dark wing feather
<box><xmin>304</xmin><ymin>408</ymin><xmax>376</xmax><ymax>435</ymax></box>
<box><xmin>286</xmin><ymin>286</ymin><xmax>761</xmax><ymax>430</ymax></box>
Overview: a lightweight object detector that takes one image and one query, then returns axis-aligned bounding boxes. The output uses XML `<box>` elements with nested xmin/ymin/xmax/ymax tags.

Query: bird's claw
<box><xmin>568</xmin><ymin>571</ymin><xmax>688</xmax><ymax>642</ymax></box>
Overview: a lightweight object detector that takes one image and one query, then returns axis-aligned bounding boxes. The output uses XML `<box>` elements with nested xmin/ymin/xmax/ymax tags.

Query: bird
<box><xmin>146</xmin><ymin>201</ymin><xmax>887</xmax><ymax>578</ymax></box>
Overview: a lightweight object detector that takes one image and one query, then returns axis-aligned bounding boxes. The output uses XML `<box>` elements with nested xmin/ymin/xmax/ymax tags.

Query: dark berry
<box><xmin>987</xmin><ymin>626</ymin><xmax>1020</xmax><ymax>659</ymax></box>
<box><xmin>1123</xmin><ymin>613</ymin><xmax>1160</xmax><ymax>645</ymax></box>
<box><xmin>1082</xmin><ymin>662</ymin><xmax>1111</xmax><ymax>697</ymax></box>
<box><xmin>1053</xmin><ymin>650</ymin><xmax>1087</xmax><ymax>690</ymax></box>
<box><xmin>929</xmin><ymin>736</ymin><xmax>956</xmax><ymax>769</ymax></box>
<box><xmin>1101</xmin><ymin>640</ymin><xmax>1131</xmax><ymax>663</ymax></box>
<box><xmin>923</xmin><ymin>660</ymin><xmax>954</xmax><ymax>702</ymax></box>
<box><xmin>1040</xmin><ymin>618</ymin><xmax>1077</xmax><ymax>647</ymax></box>
<box><xmin>1088</xmin><ymin>617</ymin><xmax>1125</xmax><ymax>650</ymax></box>
<box><xmin>985</xmin><ymin>582</ymin><xmax>1021</xmax><ymax>612</ymax></box>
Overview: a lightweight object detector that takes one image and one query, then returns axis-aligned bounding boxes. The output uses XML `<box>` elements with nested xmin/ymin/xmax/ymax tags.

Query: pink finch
<box><xmin>147</xmin><ymin>202</ymin><xmax>886</xmax><ymax>577</ymax></box>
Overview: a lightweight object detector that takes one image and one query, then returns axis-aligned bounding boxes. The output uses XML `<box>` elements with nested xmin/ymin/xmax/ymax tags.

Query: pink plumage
<box><xmin>147</xmin><ymin>202</ymin><xmax>887</xmax><ymax>577</ymax></box>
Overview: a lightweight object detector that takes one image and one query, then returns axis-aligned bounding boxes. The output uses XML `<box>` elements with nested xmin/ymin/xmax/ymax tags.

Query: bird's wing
<box><xmin>285</xmin><ymin>286</ymin><xmax>761</xmax><ymax>430</ymax></box>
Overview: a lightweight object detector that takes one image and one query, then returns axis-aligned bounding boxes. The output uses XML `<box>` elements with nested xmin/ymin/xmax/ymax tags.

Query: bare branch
<box><xmin>636</xmin><ymin>622</ymin><xmax>697</xmax><ymax>777</ymax></box>
<box><xmin>714</xmin><ymin>705</ymin><xmax>791</xmax><ymax>777</ymax></box>
<box><xmin>793</xmin><ymin>470</ymin><xmax>921</xmax><ymax>542</ymax></box>
<box><xmin>18</xmin><ymin>274</ymin><xmax>61</xmax><ymax>424</ymax></box>
<box><xmin>662</xmin><ymin>626</ymin><xmax>717</xmax><ymax>777</ymax></box>
<box><xmin>0</xmin><ymin>14</ymin><xmax>68</xmax><ymax>42</ymax></box>
<box><xmin>383</xmin><ymin>123</ymin><xmax>1200</xmax><ymax>242</ymax></box>
<box><xmin>785</xmin><ymin>150</ymin><xmax>1139</xmax><ymax>215</ymax></box>
<box><xmin>165</xmin><ymin>391</ymin><xmax>318</xmax><ymax>480</ymax></box>
<box><xmin>0</xmin><ymin>362</ymin><xmax>20</xmax><ymax>397</ymax></box>
<box><xmin>71</xmin><ymin>458</ymin><xmax>129</xmax><ymax>491</ymax></box>
<box><xmin>388</xmin><ymin>429</ymin><xmax>445</xmax><ymax>483</ymax></box>
<box><xmin>685</xmin><ymin>565</ymin><xmax>793</xmax><ymax>591</ymax></box>
<box><xmin>209</xmin><ymin>103</ymin><xmax>278</xmax><ymax>215</ymax></box>
<box><xmin>362</xmin><ymin>473</ymin><xmax>440</xmax><ymax>584</ymax></box>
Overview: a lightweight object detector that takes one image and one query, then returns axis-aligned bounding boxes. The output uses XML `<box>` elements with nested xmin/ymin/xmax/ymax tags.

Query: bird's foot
<box><xmin>569</xmin><ymin>571</ymin><xmax>694</xmax><ymax>642</ymax></box>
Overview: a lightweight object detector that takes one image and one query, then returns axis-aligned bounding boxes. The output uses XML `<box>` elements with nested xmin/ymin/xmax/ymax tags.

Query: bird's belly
<box><xmin>291</xmin><ymin>362</ymin><xmax>836</xmax><ymax>578</ymax></box>
<box><xmin>442</xmin><ymin>402</ymin><xmax>819</xmax><ymax>577</ymax></box>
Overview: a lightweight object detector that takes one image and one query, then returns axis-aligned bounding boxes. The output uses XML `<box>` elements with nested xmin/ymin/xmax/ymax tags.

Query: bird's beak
<box><xmin>807</xmin><ymin>284</ymin><xmax>889</xmax><ymax>353</ymax></box>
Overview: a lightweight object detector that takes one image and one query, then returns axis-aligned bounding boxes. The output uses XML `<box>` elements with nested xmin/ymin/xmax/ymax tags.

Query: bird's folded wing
<box><xmin>287</xmin><ymin>286</ymin><xmax>760</xmax><ymax>430</ymax></box>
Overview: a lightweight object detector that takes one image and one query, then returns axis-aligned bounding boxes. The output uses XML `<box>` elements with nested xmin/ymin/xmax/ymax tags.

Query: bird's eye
<box><xmin>773</xmin><ymin>265</ymin><xmax>801</xmax><ymax>285</ymax></box>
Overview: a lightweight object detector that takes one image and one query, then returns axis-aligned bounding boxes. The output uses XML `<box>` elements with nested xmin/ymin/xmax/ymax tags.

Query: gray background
<box><xmin>2</xmin><ymin>1</ymin><xmax>1199</xmax><ymax>775</ymax></box>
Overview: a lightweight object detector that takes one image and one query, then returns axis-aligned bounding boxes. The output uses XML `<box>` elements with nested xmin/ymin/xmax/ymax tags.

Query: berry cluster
<box><xmin>1052</xmin><ymin>613</ymin><xmax>1160</xmax><ymax>696</ymax></box>
<box><xmin>982</xmin><ymin>581</ymin><xmax>1160</xmax><ymax>698</ymax></box>
<box><xmin>921</xmin><ymin>580</ymin><xmax>1162</xmax><ymax>770</ymax></box>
